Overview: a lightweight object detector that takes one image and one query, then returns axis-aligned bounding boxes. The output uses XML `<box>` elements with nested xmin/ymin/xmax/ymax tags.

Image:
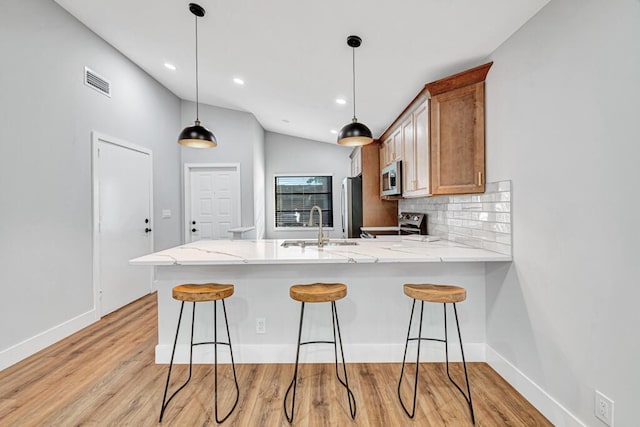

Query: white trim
<box><xmin>486</xmin><ymin>345</ymin><xmax>586</xmax><ymax>427</ymax></box>
<box><xmin>155</xmin><ymin>342</ymin><xmax>486</xmax><ymax>364</ymax></box>
<box><xmin>183</xmin><ymin>163</ymin><xmax>242</xmax><ymax>243</ymax></box>
<box><xmin>272</xmin><ymin>173</ymin><xmax>335</xmax><ymax>230</ymax></box>
<box><xmin>92</xmin><ymin>131</ymin><xmax>154</xmax><ymax>318</ymax></box>
<box><xmin>0</xmin><ymin>309</ymin><xmax>95</xmax><ymax>371</ymax></box>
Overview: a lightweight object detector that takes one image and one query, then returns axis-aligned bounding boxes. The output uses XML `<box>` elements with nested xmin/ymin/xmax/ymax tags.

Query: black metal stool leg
<box><xmin>445</xmin><ymin>302</ymin><xmax>475</xmax><ymax>424</ymax></box>
<box><xmin>159</xmin><ymin>301</ymin><xmax>196</xmax><ymax>422</ymax></box>
<box><xmin>214</xmin><ymin>299</ymin><xmax>240</xmax><ymax>423</ymax></box>
<box><xmin>283</xmin><ymin>302</ymin><xmax>305</xmax><ymax>423</ymax></box>
<box><xmin>331</xmin><ymin>301</ymin><xmax>357</xmax><ymax>419</ymax></box>
<box><xmin>397</xmin><ymin>299</ymin><xmax>425</xmax><ymax>418</ymax></box>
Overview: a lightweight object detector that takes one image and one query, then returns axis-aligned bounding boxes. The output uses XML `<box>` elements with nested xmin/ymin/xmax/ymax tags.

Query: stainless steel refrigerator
<box><xmin>341</xmin><ymin>176</ymin><xmax>363</xmax><ymax>238</ymax></box>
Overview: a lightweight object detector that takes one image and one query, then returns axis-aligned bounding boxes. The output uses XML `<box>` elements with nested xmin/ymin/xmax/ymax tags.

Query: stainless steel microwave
<box><xmin>381</xmin><ymin>161</ymin><xmax>402</xmax><ymax>196</ymax></box>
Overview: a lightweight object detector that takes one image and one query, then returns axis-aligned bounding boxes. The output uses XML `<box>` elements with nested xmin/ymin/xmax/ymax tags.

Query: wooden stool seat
<box><xmin>172</xmin><ymin>283</ymin><xmax>234</xmax><ymax>302</ymax></box>
<box><xmin>289</xmin><ymin>283</ymin><xmax>347</xmax><ymax>303</ymax></box>
<box><xmin>403</xmin><ymin>284</ymin><xmax>466</xmax><ymax>303</ymax></box>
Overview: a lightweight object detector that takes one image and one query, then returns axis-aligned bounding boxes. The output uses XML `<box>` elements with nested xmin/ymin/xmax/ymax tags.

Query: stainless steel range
<box><xmin>398</xmin><ymin>212</ymin><xmax>428</xmax><ymax>235</ymax></box>
<box><xmin>360</xmin><ymin>212</ymin><xmax>427</xmax><ymax>239</ymax></box>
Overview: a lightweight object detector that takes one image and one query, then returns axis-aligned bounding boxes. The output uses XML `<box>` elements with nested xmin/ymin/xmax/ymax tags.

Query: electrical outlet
<box><xmin>595</xmin><ymin>390</ymin><xmax>614</xmax><ymax>426</ymax></box>
<box><xmin>256</xmin><ymin>317</ymin><xmax>266</xmax><ymax>334</ymax></box>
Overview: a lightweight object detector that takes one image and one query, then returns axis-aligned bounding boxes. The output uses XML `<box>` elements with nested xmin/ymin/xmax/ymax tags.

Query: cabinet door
<box><xmin>430</xmin><ymin>82</ymin><xmax>485</xmax><ymax>195</ymax></box>
<box><xmin>381</xmin><ymin>136</ymin><xmax>392</xmax><ymax>167</ymax></box>
<box><xmin>401</xmin><ymin>115</ymin><xmax>415</xmax><ymax>195</ymax></box>
<box><xmin>413</xmin><ymin>101</ymin><xmax>430</xmax><ymax>194</ymax></box>
<box><xmin>392</xmin><ymin>128</ymin><xmax>402</xmax><ymax>161</ymax></box>
<box><xmin>351</xmin><ymin>147</ymin><xmax>361</xmax><ymax>177</ymax></box>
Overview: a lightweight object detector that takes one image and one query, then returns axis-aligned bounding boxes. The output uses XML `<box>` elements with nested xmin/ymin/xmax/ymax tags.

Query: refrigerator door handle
<box><xmin>341</xmin><ymin>182</ymin><xmax>346</xmax><ymax>236</ymax></box>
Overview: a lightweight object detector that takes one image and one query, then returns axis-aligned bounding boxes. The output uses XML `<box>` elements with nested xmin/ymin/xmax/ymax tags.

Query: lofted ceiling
<box><xmin>54</xmin><ymin>0</ymin><xmax>549</xmax><ymax>144</ymax></box>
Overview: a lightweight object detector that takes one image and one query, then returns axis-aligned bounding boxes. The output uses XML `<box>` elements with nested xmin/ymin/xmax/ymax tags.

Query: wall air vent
<box><xmin>84</xmin><ymin>67</ymin><xmax>111</xmax><ymax>97</ymax></box>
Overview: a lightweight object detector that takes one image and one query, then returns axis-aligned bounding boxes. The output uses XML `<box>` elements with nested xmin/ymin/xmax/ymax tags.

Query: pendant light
<box><xmin>337</xmin><ymin>35</ymin><xmax>373</xmax><ymax>146</ymax></box>
<box><xmin>178</xmin><ymin>3</ymin><xmax>217</xmax><ymax>148</ymax></box>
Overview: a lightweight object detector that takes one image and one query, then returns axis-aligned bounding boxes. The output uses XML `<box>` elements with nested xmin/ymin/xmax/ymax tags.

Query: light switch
<box><xmin>162</xmin><ymin>209</ymin><xmax>171</xmax><ymax>219</ymax></box>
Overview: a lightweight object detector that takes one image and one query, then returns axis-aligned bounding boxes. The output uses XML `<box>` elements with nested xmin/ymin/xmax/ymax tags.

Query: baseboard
<box><xmin>0</xmin><ymin>309</ymin><xmax>96</xmax><ymax>372</ymax></box>
<box><xmin>155</xmin><ymin>342</ymin><xmax>486</xmax><ymax>364</ymax></box>
<box><xmin>486</xmin><ymin>345</ymin><xmax>585</xmax><ymax>427</ymax></box>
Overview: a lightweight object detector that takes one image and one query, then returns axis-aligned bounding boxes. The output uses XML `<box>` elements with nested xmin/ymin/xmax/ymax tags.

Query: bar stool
<box><xmin>397</xmin><ymin>284</ymin><xmax>475</xmax><ymax>424</ymax></box>
<box><xmin>159</xmin><ymin>283</ymin><xmax>240</xmax><ymax>423</ymax></box>
<box><xmin>283</xmin><ymin>283</ymin><xmax>356</xmax><ymax>423</ymax></box>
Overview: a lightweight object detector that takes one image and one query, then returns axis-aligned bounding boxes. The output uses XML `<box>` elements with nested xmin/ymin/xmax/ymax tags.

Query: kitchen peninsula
<box><xmin>130</xmin><ymin>238</ymin><xmax>510</xmax><ymax>365</ymax></box>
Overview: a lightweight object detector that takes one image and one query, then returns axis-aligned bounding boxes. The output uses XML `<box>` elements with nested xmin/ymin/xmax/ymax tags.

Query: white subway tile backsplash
<box><xmin>485</xmin><ymin>182</ymin><xmax>499</xmax><ymax>193</ymax></box>
<box><xmin>495</xmin><ymin>213</ymin><xmax>511</xmax><ymax>223</ymax></box>
<box><xmin>462</xmin><ymin>202</ymin><xmax>483</xmax><ymax>210</ymax></box>
<box><xmin>496</xmin><ymin>233</ymin><xmax>512</xmax><ymax>244</ymax></box>
<box><xmin>462</xmin><ymin>220</ymin><xmax>483</xmax><ymax>229</ymax></box>
<box><xmin>498</xmin><ymin>181</ymin><xmax>511</xmax><ymax>192</ymax></box>
<box><xmin>399</xmin><ymin>180</ymin><xmax>512</xmax><ymax>255</ymax></box>
<box><xmin>451</xmin><ymin>195</ymin><xmax>472</xmax><ymax>203</ymax></box>
<box><xmin>497</xmin><ymin>192</ymin><xmax>511</xmax><ymax>202</ymax></box>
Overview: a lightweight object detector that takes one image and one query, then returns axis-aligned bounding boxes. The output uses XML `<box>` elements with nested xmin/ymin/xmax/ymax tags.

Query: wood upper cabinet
<box><xmin>392</xmin><ymin>129</ymin><xmax>402</xmax><ymax>162</ymax></box>
<box><xmin>378</xmin><ymin>62</ymin><xmax>491</xmax><ymax>198</ymax></box>
<box><xmin>427</xmin><ymin>62</ymin><xmax>491</xmax><ymax>195</ymax></box>
<box><xmin>413</xmin><ymin>101</ymin><xmax>430</xmax><ymax>195</ymax></box>
<box><xmin>361</xmin><ymin>141</ymin><xmax>398</xmax><ymax>226</ymax></box>
<box><xmin>379</xmin><ymin>128</ymin><xmax>401</xmax><ymax>170</ymax></box>
<box><xmin>401</xmin><ymin>101</ymin><xmax>430</xmax><ymax>198</ymax></box>
<box><xmin>350</xmin><ymin>146</ymin><xmax>362</xmax><ymax>177</ymax></box>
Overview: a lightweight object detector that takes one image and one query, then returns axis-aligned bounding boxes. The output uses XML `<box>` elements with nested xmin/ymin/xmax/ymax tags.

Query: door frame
<box><xmin>92</xmin><ymin>131</ymin><xmax>154</xmax><ymax>318</ymax></box>
<box><xmin>183</xmin><ymin>163</ymin><xmax>241</xmax><ymax>243</ymax></box>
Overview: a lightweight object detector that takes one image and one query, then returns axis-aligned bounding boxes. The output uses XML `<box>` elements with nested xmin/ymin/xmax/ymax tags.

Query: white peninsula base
<box><xmin>131</xmin><ymin>238</ymin><xmax>510</xmax><ymax>364</ymax></box>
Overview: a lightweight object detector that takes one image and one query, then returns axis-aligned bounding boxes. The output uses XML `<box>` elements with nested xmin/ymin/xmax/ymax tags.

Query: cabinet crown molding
<box><xmin>425</xmin><ymin>62</ymin><xmax>493</xmax><ymax>96</ymax></box>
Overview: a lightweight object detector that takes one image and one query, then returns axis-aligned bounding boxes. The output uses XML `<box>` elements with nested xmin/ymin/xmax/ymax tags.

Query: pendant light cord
<box><xmin>195</xmin><ymin>13</ymin><xmax>200</xmax><ymax>122</ymax></box>
<box><xmin>352</xmin><ymin>47</ymin><xmax>357</xmax><ymax>122</ymax></box>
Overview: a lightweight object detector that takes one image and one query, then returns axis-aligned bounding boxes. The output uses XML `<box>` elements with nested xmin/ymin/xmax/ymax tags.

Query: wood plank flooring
<box><xmin>0</xmin><ymin>293</ymin><xmax>551</xmax><ymax>426</ymax></box>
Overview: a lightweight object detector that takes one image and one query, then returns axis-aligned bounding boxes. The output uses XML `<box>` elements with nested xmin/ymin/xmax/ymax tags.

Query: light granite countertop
<box><xmin>129</xmin><ymin>236</ymin><xmax>511</xmax><ymax>266</ymax></box>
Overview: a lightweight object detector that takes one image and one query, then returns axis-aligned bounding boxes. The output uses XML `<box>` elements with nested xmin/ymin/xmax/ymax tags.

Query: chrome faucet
<box><xmin>308</xmin><ymin>205</ymin><xmax>328</xmax><ymax>248</ymax></box>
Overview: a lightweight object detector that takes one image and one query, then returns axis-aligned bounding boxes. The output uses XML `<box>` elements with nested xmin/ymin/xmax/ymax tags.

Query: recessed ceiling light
<box><xmin>330</xmin><ymin>129</ymin><xmax>338</xmax><ymax>134</ymax></box>
<box><xmin>233</xmin><ymin>77</ymin><xmax>245</xmax><ymax>85</ymax></box>
<box><xmin>164</xmin><ymin>63</ymin><xmax>176</xmax><ymax>71</ymax></box>
<box><xmin>335</xmin><ymin>98</ymin><xmax>347</xmax><ymax>105</ymax></box>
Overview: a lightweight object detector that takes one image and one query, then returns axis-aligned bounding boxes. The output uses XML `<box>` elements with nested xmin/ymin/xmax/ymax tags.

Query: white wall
<box><xmin>485</xmin><ymin>0</ymin><xmax>640</xmax><ymax>425</ymax></box>
<box><xmin>180</xmin><ymin>102</ymin><xmax>265</xmax><ymax>239</ymax></box>
<box><xmin>264</xmin><ymin>132</ymin><xmax>352</xmax><ymax>239</ymax></box>
<box><xmin>0</xmin><ymin>0</ymin><xmax>181</xmax><ymax>367</ymax></box>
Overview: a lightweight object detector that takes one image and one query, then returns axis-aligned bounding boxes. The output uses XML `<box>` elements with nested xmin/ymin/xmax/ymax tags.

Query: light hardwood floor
<box><xmin>0</xmin><ymin>293</ymin><xmax>551</xmax><ymax>426</ymax></box>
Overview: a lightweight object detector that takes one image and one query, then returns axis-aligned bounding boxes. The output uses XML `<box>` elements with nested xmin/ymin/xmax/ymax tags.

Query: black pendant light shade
<box><xmin>337</xmin><ymin>120</ymin><xmax>373</xmax><ymax>147</ymax></box>
<box><xmin>178</xmin><ymin>120</ymin><xmax>217</xmax><ymax>148</ymax></box>
<box><xmin>178</xmin><ymin>3</ymin><xmax>217</xmax><ymax>148</ymax></box>
<box><xmin>338</xmin><ymin>35</ymin><xmax>373</xmax><ymax>146</ymax></box>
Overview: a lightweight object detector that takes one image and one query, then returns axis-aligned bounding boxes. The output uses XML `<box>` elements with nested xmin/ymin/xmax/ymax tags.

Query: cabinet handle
<box><xmin>478</xmin><ymin>171</ymin><xmax>483</xmax><ymax>186</ymax></box>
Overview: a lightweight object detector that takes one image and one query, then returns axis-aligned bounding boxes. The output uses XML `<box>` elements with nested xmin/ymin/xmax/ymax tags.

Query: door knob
<box><xmin>145</xmin><ymin>218</ymin><xmax>149</xmax><ymax>224</ymax></box>
<box><xmin>145</xmin><ymin>228</ymin><xmax>152</xmax><ymax>233</ymax></box>
<box><xmin>192</xmin><ymin>228</ymin><xmax>197</xmax><ymax>233</ymax></box>
<box><xmin>192</xmin><ymin>221</ymin><xmax>196</xmax><ymax>225</ymax></box>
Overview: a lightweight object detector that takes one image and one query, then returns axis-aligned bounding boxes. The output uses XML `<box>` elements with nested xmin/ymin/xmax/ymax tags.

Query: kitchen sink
<box><xmin>280</xmin><ymin>239</ymin><xmax>359</xmax><ymax>248</ymax></box>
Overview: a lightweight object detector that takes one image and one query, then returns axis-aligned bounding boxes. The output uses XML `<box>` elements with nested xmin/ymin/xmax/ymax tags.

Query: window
<box><xmin>274</xmin><ymin>175</ymin><xmax>333</xmax><ymax>228</ymax></box>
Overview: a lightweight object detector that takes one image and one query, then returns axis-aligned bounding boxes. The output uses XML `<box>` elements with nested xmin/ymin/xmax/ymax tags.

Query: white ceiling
<box><xmin>54</xmin><ymin>0</ymin><xmax>549</xmax><ymax>144</ymax></box>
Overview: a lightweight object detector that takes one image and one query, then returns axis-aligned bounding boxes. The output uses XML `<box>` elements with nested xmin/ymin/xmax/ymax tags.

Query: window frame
<box><xmin>273</xmin><ymin>173</ymin><xmax>334</xmax><ymax>230</ymax></box>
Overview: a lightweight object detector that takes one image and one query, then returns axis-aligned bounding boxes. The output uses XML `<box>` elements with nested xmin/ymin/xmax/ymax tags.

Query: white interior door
<box><xmin>95</xmin><ymin>134</ymin><xmax>153</xmax><ymax>316</ymax></box>
<box><xmin>186</xmin><ymin>165</ymin><xmax>240</xmax><ymax>242</ymax></box>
